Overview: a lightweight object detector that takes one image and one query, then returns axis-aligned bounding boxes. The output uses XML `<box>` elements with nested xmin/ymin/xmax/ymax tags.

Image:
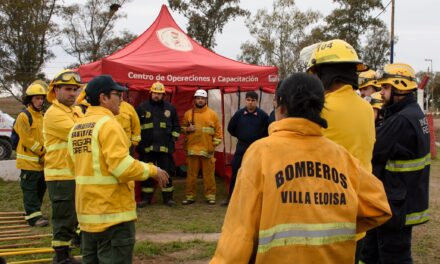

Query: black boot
<box><xmin>137</xmin><ymin>192</ymin><xmax>153</xmax><ymax>208</ymax></box>
<box><xmin>162</xmin><ymin>192</ymin><xmax>176</xmax><ymax>207</ymax></box>
<box><xmin>53</xmin><ymin>246</ymin><xmax>81</xmax><ymax>264</ymax></box>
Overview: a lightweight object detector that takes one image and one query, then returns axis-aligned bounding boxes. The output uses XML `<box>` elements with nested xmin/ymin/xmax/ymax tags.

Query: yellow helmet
<box><xmin>376</xmin><ymin>63</ymin><xmax>417</xmax><ymax>91</ymax></box>
<box><xmin>370</xmin><ymin>92</ymin><xmax>383</xmax><ymax>110</ymax></box>
<box><xmin>25</xmin><ymin>80</ymin><xmax>48</xmax><ymax>97</ymax></box>
<box><xmin>47</xmin><ymin>70</ymin><xmax>82</xmax><ymax>103</ymax></box>
<box><xmin>150</xmin><ymin>82</ymin><xmax>165</xmax><ymax>93</ymax></box>
<box><xmin>359</xmin><ymin>70</ymin><xmax>381</xmax><ymax>90</ymax></box>
<box><xmin>306</xmin><ymin>39</ymin><xmax>368</xmax><ymax>73</ymax></box>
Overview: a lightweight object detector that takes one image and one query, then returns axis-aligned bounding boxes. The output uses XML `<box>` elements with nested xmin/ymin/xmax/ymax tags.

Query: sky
<box><xmin>44</xmin><ymin>0</ymin><xmax>440</xmax><ymax>79</ymax></box>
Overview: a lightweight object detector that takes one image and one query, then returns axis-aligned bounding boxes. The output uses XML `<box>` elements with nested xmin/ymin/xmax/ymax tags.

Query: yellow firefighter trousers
<box><xmin>185</xmin><ymin>155</ymin><xmax>216</xmax><ymax>201</ymax></box>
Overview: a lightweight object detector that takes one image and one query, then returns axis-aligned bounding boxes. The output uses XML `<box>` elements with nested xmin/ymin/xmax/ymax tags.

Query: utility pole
<box><xmin>425</xmin><ymin>59</ymin><xmax>434</xmax><ymax>110</ymax></box>
<box><xmin>390</xmin><ymin>0</ymin><xmax>395</xmax><ymax>63</ymax></box>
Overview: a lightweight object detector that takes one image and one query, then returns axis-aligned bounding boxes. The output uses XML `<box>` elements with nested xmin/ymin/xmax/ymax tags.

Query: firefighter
<box><xmin>210</xmin><ymin>73</ymin><xmax>391</xmax><ymax>264</ymax></box>
<box><xmin>370</xmin><ymin>91</ymin><xmax>383</xmax><ymax>125</ymax></box>
<box><xmin>116</xmin><ymin>95</ymin><xmax>141</xmax><ymax>148</ymax></box>
<box><xmin>136</xmin><ymin>81</ymin><xmax>180</xmax><ymax>207</ymax></box>
<box><xmin>43</xmin><ymin>69</ymin><xmax>83</xmax><ymax>264</ymax></box>
<box><xmin>15</xmin><ymin>80</ymin><xmax>48</xmax><ymax>227</ymax></box>
<box><xmin>222</xmin><ymin>91</ymin><xmax>269</xmax><ymax>206</ymax></box>
<box><xmin>360</xmin><ymin>63</ymin><xmax>430</xmax><ymax>264</ymax></box>
<box><xmin>306</xmin><ymin>39</ymin><xmax>375</xmax><ymax>262</ymax></box>
<box><xmin>181</xmin><ymin>89</ymin><xmax>222</xmax><ymax>205</ymax></box>
<box><xmin>67</xmin><ymin>75</ymin><xmax>169</xmax><ymax>263</ymax></box>
<box><xmin>358</xmin><ymin>69</ymin><xmax>381</xmax><ymax>99</ymax></box>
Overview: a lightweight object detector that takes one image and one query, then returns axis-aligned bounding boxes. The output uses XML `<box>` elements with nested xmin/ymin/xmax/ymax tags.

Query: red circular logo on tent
<box><xmin>157</xmin><ymin>27</ymin><xmax>193</xmax><ymax>52</ymax></box>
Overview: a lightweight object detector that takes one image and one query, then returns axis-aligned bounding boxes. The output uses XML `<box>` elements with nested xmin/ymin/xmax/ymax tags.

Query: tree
<box><xmin>319</xmin><ymin>0</ymin><xmax>384</xmax><ymax>52</ymax></box>
<box><xmin>60</xmin><ymin>0</ymin><xmax>136</xmax><ymax>66</ymax></box>
<box><xmin>0</xmin><ymin>0</ymin><xmax>58</xmax><ymax>99</ymax></box>
<box><xmin>360</xmin><ymin>22</ymin><xmax>391</xmax><ymax>70</ymax></box>
<box><xmin>238</xmin><ymin>0</ymin><xmax>320</xmax><ymax>79</ymax></box>
<box><xmin>168</xmin><ymin>0</ymin><xmax>249</xmax><ymax>49</ymax></box>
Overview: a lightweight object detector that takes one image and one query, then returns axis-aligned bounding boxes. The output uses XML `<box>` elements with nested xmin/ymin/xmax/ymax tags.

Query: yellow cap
<box><xmin>307</xmin><ymin>39</ymin><xmax>368</xmax><ymax>73</ymax></box>
<box><xmin>370</xmin><ymin>92</ymin><xmax>383</xmax><ymax>110</ymax></box>
<box><xmin>47</xmin><ymin>70</ymin><xmax>82</xmax><ymax>103</ymax></box>
<box><xmin>359</xmin><ymin>70</ymin><xmax>381</xmax><ymax>90</ymax></box>
<box><xmin>25</xmin><ymin>80</ymin><xmax>48</xmax><ymax>96</ymax></box>
<box><xmin>150</xmin><ymin>82</ymin><xmax>165</xmax><ymax>93</ymax></box>
<box><xmin>376</xmin><ymin>63</ymin><xmax>417</xmax><ymax>91</ymax></box>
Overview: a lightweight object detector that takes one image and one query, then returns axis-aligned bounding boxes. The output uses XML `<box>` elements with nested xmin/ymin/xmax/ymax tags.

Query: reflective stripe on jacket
<box><xmin>15</xmin><ymin>106</ymin><xmax>45</xmax><ymax>171</ymax></box>
<box><xmin>182</xmin><ymin>105</ymin><xmax>222</xmax><ymax>158</ymax></box>
<box><xmin>136</xmin><ymin>100</ymin><xmax>180</xmax><ymax>155</ymax></box>
<box><xmin>67</xmin><ymin>106</ymin><xmax>158</xmax><ymax>233</ymax></box>
<box><xmin>43</xmin><ymin>99</ymin><xmax>83</xmax><ymax>181</ymax></box>
<box><xmin>115</xmin><ymin>101</ymin><xmax>141</xmax><ymax>147</ymax></box>
<box><xmin>211</xmin><ymin>118</ymin><xmax>391</xmax><ymax>264</ymax></box>
<box><xmin>373</xmin><ymin>95</ymin><xmax>430</xmax><ymax>227</ymax></box>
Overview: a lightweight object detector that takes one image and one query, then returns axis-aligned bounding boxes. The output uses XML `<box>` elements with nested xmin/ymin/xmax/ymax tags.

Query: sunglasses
<box><xmin>54</xmin><ymin>72</ymin><xmax>82</xmax><ymax>83</ymax></box>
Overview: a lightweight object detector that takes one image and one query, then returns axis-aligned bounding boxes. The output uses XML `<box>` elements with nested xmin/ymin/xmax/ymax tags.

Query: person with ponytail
<box><xmin>210</xmin><ymin>73</ymin><xmax>391</xmax><ymax>264</ymax></box>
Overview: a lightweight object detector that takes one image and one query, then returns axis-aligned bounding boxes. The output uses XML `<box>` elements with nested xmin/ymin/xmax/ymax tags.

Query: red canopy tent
<box><xmin>77</xmin><ymin>5</ymin><xmax>278</xmax><ymax>181</ymax></box>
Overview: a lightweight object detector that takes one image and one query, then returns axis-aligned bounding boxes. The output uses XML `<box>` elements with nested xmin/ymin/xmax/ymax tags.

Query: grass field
<box><xmin>1</xmin><ymin>164</ymin><xmax>440</xmax><ymax>263</ymax></box>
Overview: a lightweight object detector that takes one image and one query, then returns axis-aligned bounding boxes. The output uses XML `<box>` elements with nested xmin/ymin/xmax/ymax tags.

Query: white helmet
<box><xmin>194</xmin><ymin>89</ymin><xmax>207</xmax><ymax>98</ymax></box>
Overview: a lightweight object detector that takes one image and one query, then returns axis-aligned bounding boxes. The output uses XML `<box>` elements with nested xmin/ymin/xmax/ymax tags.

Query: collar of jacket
<box><xmin>325</xmin><ymin>84</ymin><xmax>354</xmax><ymax>97</ymax></box>
<box><xmin>26</xmin><ymin>105</ymin><xmax>43</xmax><ymax>117</ymax></box>
<box><xmin>52</xmin><ymin>98</ymin><xmax>75</xmax><ymax>113</ymax></box>
<box><xmin>269</xmin><ymin>118</ymin><xmax>323</xmax><ymax>137</ymax></box>
<box><xmin>85</xmin><ymin>106</ymin><xmax>115</xmax><ymax>117</ymax></box>
<box><xmin>193</xmin><ymin>104</ymin><xmax>208</xmax><ymax>113</ymax></box>
<box><xmin>383</xmin><ymin>94</ymin><xmax>416</xmax><ymax>119</ymax></box>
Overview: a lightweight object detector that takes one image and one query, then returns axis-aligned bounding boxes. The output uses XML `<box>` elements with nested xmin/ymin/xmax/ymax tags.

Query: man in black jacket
<box><xmin>361</xmin><ymin>63</ymin><xmax>430</xmax><ymax>264</ymax></box>
<box><xmin>136</xmin><ymin>82</ymin><xmax>180</xmax><ymax>207</ymax></box>
<box><xmin>222</xmin><ymin>91</ymin><xmax>269</xmax><ymax>206</ymax></box>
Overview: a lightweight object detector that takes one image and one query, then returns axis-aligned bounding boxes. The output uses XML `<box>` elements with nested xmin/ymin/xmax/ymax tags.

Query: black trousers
<box><xmin>228</xmin><ymin>148</ymin><xmax>246</xmax><ymax>199</ymax></box>
<box><xmin>361</xmin><ymin>225</ymin><xmax>413</xmax><ymax>264</ymax></box>
<box><xmin>140</xmin><ymin>152</ymin><xmax>174</xmax><ymax>197</ymax></box>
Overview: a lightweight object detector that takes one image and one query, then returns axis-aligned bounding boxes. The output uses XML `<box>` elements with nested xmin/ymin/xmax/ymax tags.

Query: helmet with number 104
<box><xmin>306</xmin><ymin>39</ymin><xmax>368</xmax><ymax>73</ymax></box>
<box><xmin>376</xmin><ymin>63</ymin><xmax>418</xmax><ymax>91</ymax></box>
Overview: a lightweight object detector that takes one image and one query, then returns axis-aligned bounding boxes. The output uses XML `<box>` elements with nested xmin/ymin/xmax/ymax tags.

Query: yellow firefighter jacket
<box><xmin>115</xmin><ymin>101</ymin><xmax>141</xmax><ymax>147</ymax></box>
<box><xmin>67</xmin><ymin>106</ymin><xmax>158</xmax><ymax>233</ymax></box>
<box><xmin>182</xmin><ymin>105</ymin><xmax>222</xmax><ymax>158</ymax></box>
<box><xmin>15</xmin><ymin>106</ymin><xmax>45</xmax><ymax>171</ymax></box>
<box><xmin>211</xmin><ymin>118</ymin><xmax>391</xmax><ymax>264</ymax></box>
<box><xmin>321</xmin><ymin>85</ymin><xmax>375</xmax><ymax>172</ymax></box>
<box><xmin>43</xmin><ymin>99</ymin><xmax>83</xmax><ymax>181</ymax></box>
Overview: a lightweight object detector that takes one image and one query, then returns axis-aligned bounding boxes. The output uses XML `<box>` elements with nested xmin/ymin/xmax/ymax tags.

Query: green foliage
<box><xmin>238</xmin><ymin>0</ymin><xmax>321</xmax><ymax>78</ymax></box>
<box><xmin>321</xmin><ymin>0</ymin><xmax>384</xmax><ymax>51</ymax></box>
<box><xmin>361</xmin><ymin>21</ymin><xmax>391</xmax><ymax>70</ymax></box>
<box><xmin>168</xmin><ymin>0</ymin><xmax>249</xmax><ymax>49</ymax></box>
<box><xmin>0</xmin><ymin>0</ymin><xmax>58</xmax><ymax>99</ymax></box>
<box><xmin>60</xmin><ymin>0</ymin><xmax>137</xmax><ymax>65</ymax></box>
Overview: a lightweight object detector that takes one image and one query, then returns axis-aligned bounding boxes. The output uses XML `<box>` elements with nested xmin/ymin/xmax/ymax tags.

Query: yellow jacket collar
<box><xmin>86</xmin><ymin>106</ymin><xmax>115</xmax><ymax>117</ymax></box>
<box><xmin>52</xmin><ymin>99</ymin><xmax>75</xmax><ymax>113</ymax></box>
<box><xmin>269</xmin><ymin>118</ymin><xmax>322</xmax><ymax>137</ymax></box>
<box><xmin>325</xmin><ymin>84</ymin><xmax>354</xmax><ymax>97</ymax></box>
<box><xmin>193</xmin><ymin>104</ymin><xmax>208</xmax><ymax>113</ymax></box>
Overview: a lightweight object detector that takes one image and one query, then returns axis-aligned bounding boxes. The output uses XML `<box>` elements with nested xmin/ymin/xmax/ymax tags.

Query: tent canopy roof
<box><xmin>78</xmin><ymin>5</ymin><xmax>278</xmax><ymax>90</ymax></box>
